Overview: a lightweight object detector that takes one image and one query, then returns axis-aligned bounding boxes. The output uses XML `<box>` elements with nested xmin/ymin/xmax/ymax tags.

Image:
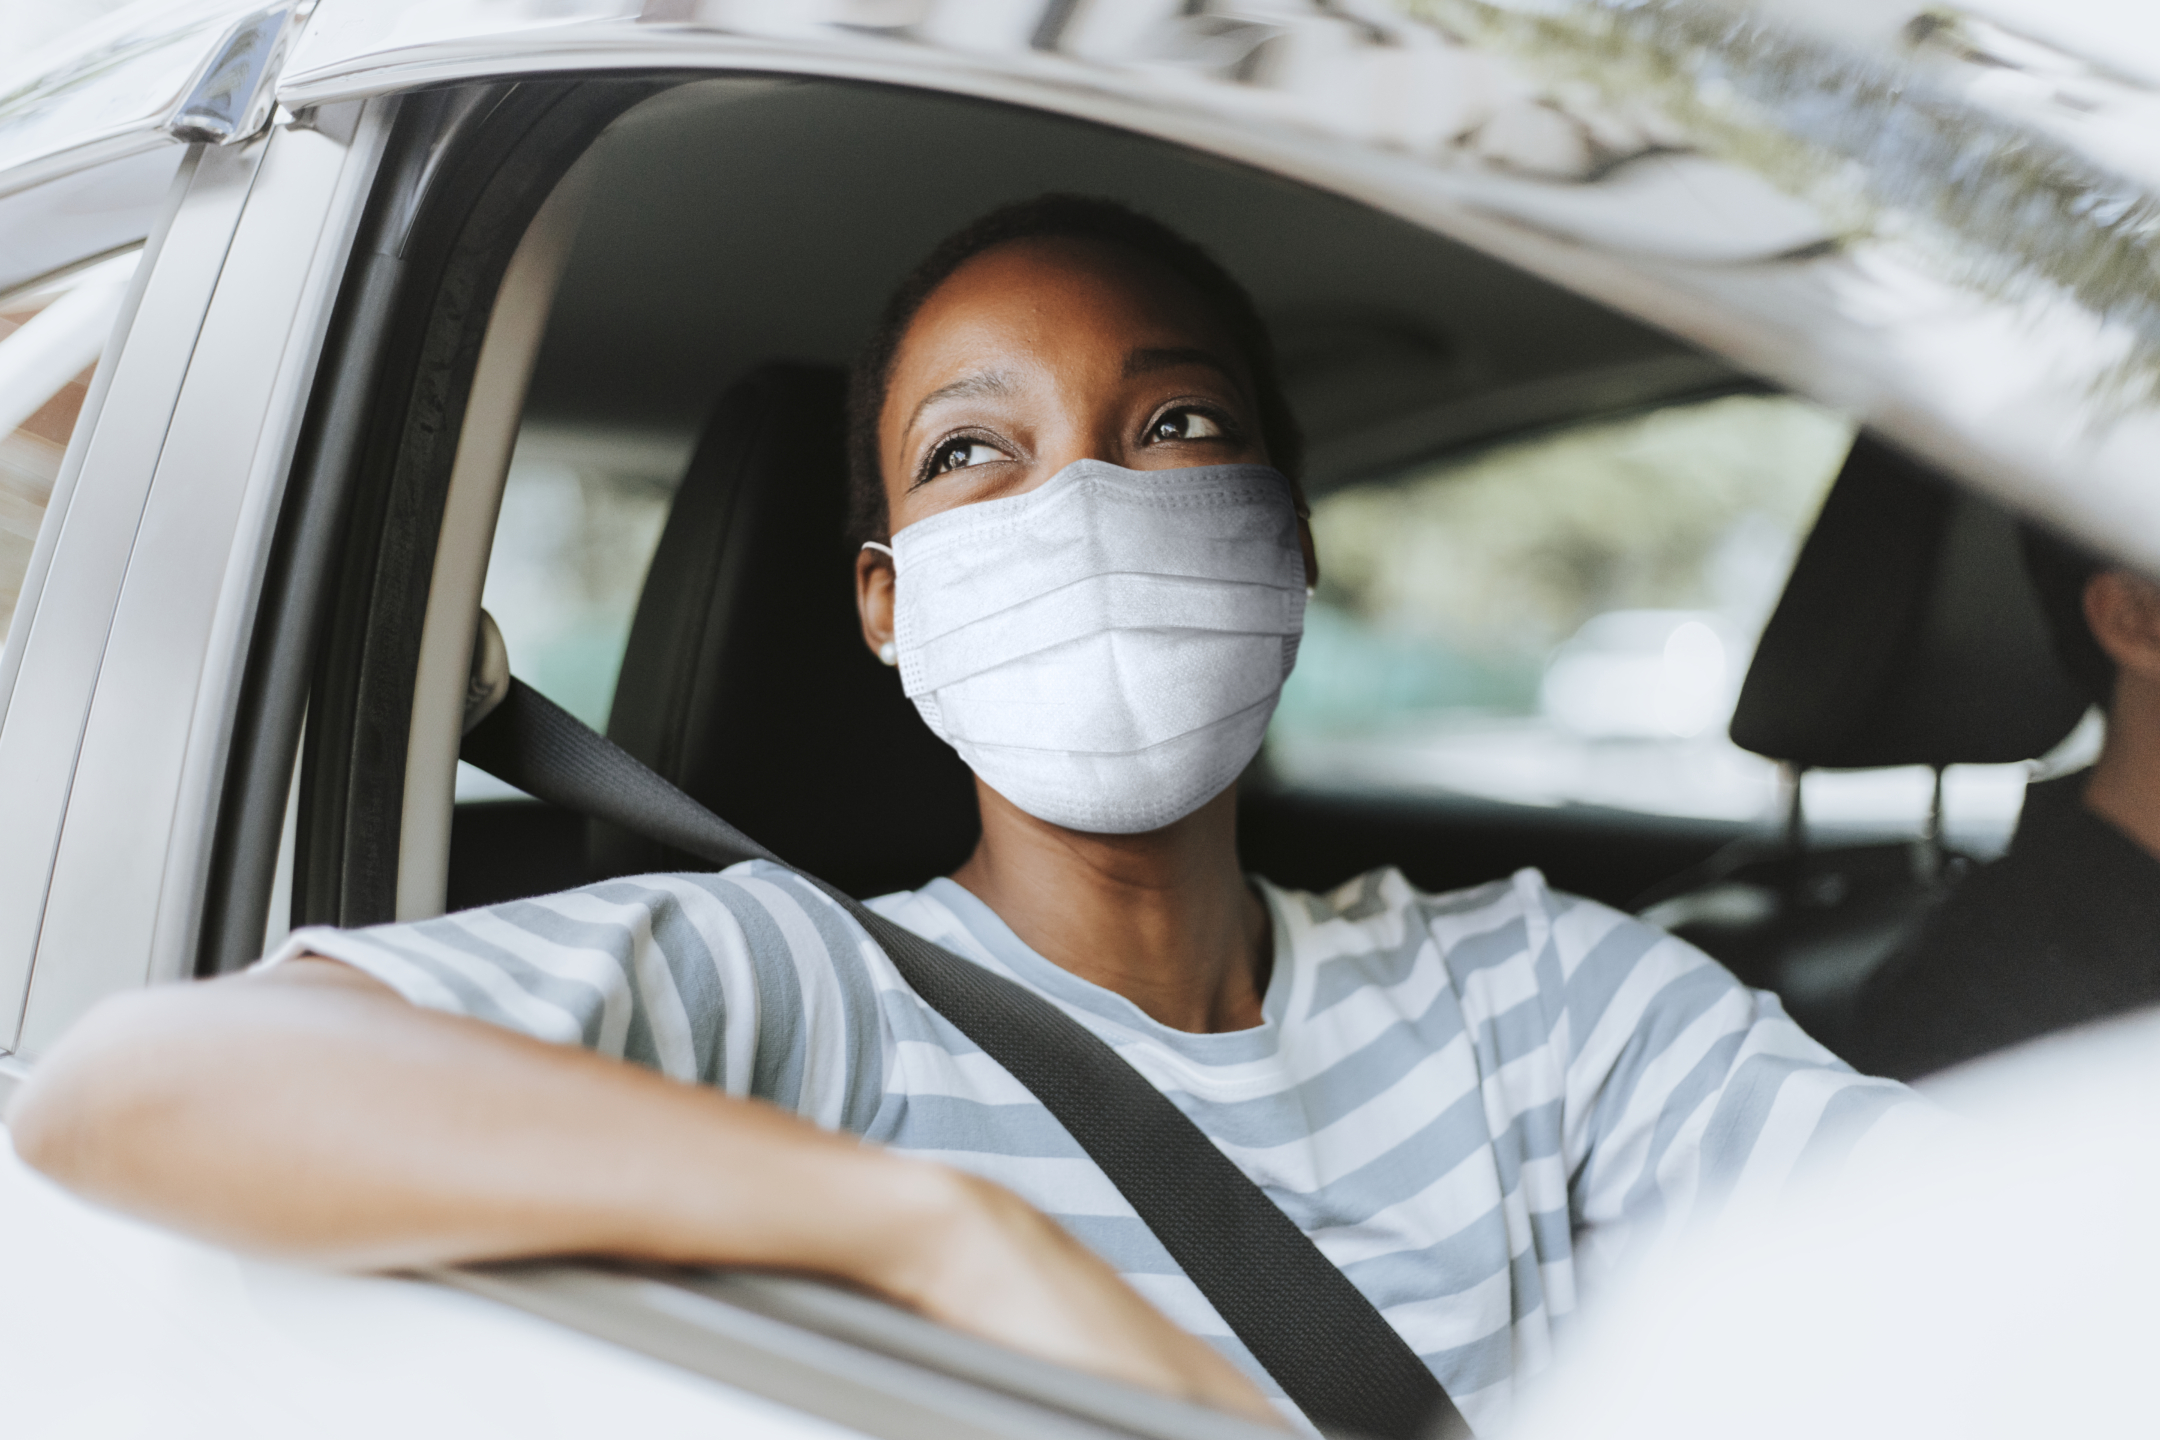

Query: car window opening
<box><xmin>411</xmin><ymin>79</ymin><xmax>2093</xmax><ymax>1058</ymax></box>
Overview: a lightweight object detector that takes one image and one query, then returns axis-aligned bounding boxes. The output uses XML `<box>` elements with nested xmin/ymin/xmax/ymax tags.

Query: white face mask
<box><xmin>884</xmin><ymin>458</ymin><xmax>1306</xmax><ymax>834</ymax></box>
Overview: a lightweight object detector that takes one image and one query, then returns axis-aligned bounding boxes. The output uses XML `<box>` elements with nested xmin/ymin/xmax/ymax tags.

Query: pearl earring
<box><xmin>878</xmin><ymin>641</ymin><xmax>897</xmax><ymax>667</ymax></box>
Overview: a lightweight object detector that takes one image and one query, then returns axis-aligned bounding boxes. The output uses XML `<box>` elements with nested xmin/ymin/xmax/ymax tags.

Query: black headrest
<box><xmin>1729</xmin><ymin>433</ymin><xmax>2088</xmax><ymax>769</ymax></box>
<box><xmin>593</xmin><ymin>364</ymin><xmax>978</xmax><ymax>894</ymax></box>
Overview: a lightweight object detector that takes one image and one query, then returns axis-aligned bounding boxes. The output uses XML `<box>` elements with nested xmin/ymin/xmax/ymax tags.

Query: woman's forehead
<box><xmin>898</xmin><ymin>237</ymin><xmax>1230</xmax><ymax>369</ymax></box>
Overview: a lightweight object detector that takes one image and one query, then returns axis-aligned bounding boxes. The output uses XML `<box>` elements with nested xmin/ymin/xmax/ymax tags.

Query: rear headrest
<box><xmin>1729</xmin><ymin>432</ymin><xmax>2087</xmax><ymax>769</ymax></box>
<box><xmin>594</xmin><ymin>364</ymin><xmax>978</xmax><ymax>894</ymax></box>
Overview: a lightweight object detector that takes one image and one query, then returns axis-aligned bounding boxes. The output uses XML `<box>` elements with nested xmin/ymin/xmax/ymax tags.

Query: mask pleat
<box><xmin>889</xmin><ymin>458</ymin><xmax>1307</xmax><ymax>834</ymax></box>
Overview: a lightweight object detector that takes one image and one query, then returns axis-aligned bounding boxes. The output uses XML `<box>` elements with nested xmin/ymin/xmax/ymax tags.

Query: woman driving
<box><xmin>11</xmin><ymin>196</ymin><xmax>1919</xmax><ymax>1436</ymax></box>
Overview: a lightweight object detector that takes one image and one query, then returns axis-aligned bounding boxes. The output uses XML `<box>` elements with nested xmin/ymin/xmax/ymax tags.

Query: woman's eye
<box><xmin>931</xmin><ymin>439</ymin><xmax>1002</xmax><ymax>474</ymax></box>
<box><xmin>1149</xmin><ymin>408</ymin><xmax>1226</xmax><ymax>443</ymax></box>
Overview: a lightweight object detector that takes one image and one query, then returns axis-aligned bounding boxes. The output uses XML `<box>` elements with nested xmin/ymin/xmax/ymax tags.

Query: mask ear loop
<box><xmin>1287</xmin><ymin>494</ymin><xmax>1317</xmax><ymax>599</ymax></box>
<box><xmin>862</xmin><ymin>542</ymin><xmax>899</xmax><ymax>665</ymax></box>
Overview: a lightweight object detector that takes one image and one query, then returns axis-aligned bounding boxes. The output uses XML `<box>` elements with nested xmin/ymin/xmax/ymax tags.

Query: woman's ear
<box><xmin>2084</xmin><ymin>570</ymin><xmax>2160</xmax><ymax>684</ymax></box>
<box><xmin>856</xmin><ymin>545</ymin><xmax>898</xmax><ymax>664</ymax></box>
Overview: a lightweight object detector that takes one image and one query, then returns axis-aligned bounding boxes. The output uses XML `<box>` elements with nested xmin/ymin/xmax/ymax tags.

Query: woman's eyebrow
<box><xmin>907</xmin><ymin>369</ymin><xmax>1014</xmax><ymax>432</ymax></box>
<box><xmin>1123</xmin><ymin>346</ymin><xmax>1238</xmax><ymax>383</ymax></box>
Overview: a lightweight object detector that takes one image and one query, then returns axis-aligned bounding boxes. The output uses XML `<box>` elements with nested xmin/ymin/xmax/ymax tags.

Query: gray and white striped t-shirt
<box><xmin>269</xmin><ymin>862</ymin><xmax>1918</xmax><ymax>1433</ymax></box>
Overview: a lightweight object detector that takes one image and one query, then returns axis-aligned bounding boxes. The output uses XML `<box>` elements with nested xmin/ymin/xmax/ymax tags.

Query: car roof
<box><xmin>0</xmin><ymin>0</ymin><xmax>258</xmax><ymax>187</ymax></box>
<box><xmin>523</xmin><ymin>76</ymin><xmax>1741</xmax><ymax>497</ymax></box>
<box><xmin>6</xmin><ymin>0</ymin><xmax>2158</xmax><ymax>572</ymax></box>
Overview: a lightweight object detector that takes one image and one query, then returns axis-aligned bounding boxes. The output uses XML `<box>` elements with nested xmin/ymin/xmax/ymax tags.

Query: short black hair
<box><xmin>2021</xmin><ymin>524</ymin><xmax>2116</xmax><ymax>708</ymax></box>
<box><xmin>844</xmin><ymin>194</ymin><xmax>1302</xmax><ymax>544</ymax></box>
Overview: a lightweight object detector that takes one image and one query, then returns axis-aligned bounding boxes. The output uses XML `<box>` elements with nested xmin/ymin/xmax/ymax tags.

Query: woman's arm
<box><xmin>1547</xmin><ymin>900</ymin><xmax>1920</xmax><ymax>1238</ymax></box>
<box><xmin>7</xmin><ymin>959</ymin><xmax>1277</xmax><ymax>1423</ymax></box>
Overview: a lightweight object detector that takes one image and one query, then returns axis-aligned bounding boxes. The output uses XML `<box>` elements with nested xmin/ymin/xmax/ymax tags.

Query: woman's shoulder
<box><xmin>1260</xmin><ymin>864</ymin><xmax>1579</xmax><ymax>933</ymax></box>
<box><xmin>1261</xmin><ymin>865</ymin><xmax>1660</xmax><ymax>982</ymax></box>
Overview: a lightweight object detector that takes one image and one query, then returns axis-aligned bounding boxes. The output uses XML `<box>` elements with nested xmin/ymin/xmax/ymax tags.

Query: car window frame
<box><xmin>8</xmin><ymin>101</ymin><xmax>386</xmax><ymax>1058</ymax></box>
<box><xmin>158</xmin><ymin>73</ymin><xmax>1314</xmax><ymax>1439</ymax></box>
<box><xmin>0</xmin><ymin>145</ymin><xmax>209</xmax><ymax>1053</ymax></box>
<box><xmin>202</xmin><ymin>79</ymin><xmax>670</xmax><ymax>958</ymax></box>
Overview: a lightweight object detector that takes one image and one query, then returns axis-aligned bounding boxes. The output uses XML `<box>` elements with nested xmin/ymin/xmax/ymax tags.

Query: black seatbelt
<box><xmin>462</xmin><ymin>679</ymin><xmax>1466</xmax><ymax>1440</ymax></box>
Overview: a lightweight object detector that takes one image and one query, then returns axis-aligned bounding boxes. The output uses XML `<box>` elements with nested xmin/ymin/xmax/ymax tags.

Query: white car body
<box><xmin>3</xmin><ymin>2</ymin><xmax>2155</xmax><ymax>1433</ymax></box>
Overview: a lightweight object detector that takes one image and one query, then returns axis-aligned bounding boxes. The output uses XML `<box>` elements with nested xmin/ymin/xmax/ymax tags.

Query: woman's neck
<box><xmin>2085</xmin><ymin>680</ymin><xmax>2160</xmax><ymax>863</ymax></box>
<box><xmin>950</xmin><ymin>783</ymin><xmax>1270</xmax><ymax>1034</ymax></box>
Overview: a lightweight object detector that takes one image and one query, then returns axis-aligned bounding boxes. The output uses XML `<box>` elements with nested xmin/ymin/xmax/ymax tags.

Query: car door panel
<box><xmin>0</xmin><ymin>1138</ymin><xmax>853</xmax><ymax>1439</ymax></box>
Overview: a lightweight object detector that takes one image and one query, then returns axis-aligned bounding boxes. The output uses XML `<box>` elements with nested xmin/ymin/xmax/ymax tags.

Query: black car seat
<box><xmin>1635</xmin><ymin>432</ymin><xmax>2090</xmax><ymax>1054</ymax></box>
<box><xmin>590</xmin><ymin>363</ymin><xmax>978</xmax><ymax>896</ymax></box>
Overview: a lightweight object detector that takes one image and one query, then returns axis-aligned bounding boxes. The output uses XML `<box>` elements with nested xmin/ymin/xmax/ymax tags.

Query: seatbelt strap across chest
<box><xmin>462</xmin><ymin>679</ymin><xmax>1466</xmax><ymax>1440</ymax></box>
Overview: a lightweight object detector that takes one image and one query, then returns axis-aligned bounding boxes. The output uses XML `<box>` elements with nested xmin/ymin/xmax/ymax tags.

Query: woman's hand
<box><xmin>865</xmin><ymin>1163</ymin><xmax>1285</xmax><ymax>1426</ymax></box>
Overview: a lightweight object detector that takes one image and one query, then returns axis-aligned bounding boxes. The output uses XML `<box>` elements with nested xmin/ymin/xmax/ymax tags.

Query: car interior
<box><xmin>224</xmin><ymin>74</ymin><xmax>2096</xmax><ymax>1067</ymax></box>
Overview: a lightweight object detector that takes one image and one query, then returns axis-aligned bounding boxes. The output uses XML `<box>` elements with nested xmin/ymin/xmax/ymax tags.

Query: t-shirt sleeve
<box><xmin>1499</xmin><ymin>871</ymin><xmax>1926</xmax><ymax>1264</ymax></box>
<box><xmin>259</xmin><ymin>860</ymin><xmax>889</xmax><ymax>1132</ymax></box>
